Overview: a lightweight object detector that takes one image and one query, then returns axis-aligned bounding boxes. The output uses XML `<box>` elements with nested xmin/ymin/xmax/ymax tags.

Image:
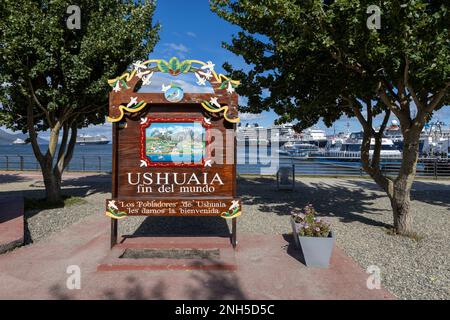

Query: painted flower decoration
<box><xmin>157</xmin><ymin>57</ymin><xmax>192</xmax><ymax>76</ymax></box>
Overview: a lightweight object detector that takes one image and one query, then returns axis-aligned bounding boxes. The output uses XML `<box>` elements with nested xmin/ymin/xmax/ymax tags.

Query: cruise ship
<box><xmin>75</xmin><ymin>134</ymin><xmax>110</xmax><ymax>145</ymax></box>
<box><xmin>237</xmin><ymin>123</ymin><xmax>300</xmax><ymax>146</ymax></box>
<box><xmin>237</xmin><ymin>123</ymin><xmax>327</xmax><ymax>147</ymax></box>
<box><xmin>299</xmin><ymin>128</ymin><xmax>328</xmax><ymax>148</ymax></box>
<box><xmin>383</xmin><ymin>120</ymin><xmax>450</xmax><ymax>156</ymax></box>
<box><xmin>315</xmin><ymin>131</ymin><xmax>402</xmax><ymax>159</ymax></box>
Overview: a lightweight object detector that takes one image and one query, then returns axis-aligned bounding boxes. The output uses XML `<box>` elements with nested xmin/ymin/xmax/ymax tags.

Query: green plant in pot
<box><xmin>290</xmin><ymin>205</ymin><xmax>334</xmax><ymax>268</ymax></box>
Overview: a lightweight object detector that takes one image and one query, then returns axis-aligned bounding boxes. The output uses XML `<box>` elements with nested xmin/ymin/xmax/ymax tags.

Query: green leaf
<box><xmin>157</xmin><ymin>60</ymin><xmax>170</xmax><ymax>73</ymax></box>
<box><xmin>179</xmin><ymin>60</ymin><xmax>191</xmax><ymax>73</ymax></box>
<box><xmin>169</xmin><ymin>57</ymin><xmax>180</xmax><ymax>72</ymax></box>
<box><xmin>219</xmin><ymin>80</ymin><xmax>228</xmax><ymax>90</ymax></box>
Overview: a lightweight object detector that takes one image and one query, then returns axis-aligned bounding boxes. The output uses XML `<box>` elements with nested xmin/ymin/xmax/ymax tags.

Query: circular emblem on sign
<box><xmin>164</xmin><ymin>85</ymin><xmax>184</xmax><ymax>102</ymax></box>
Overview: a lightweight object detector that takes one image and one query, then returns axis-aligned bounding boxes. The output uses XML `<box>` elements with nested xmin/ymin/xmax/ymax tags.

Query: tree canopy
<box><xmin>211</xmin><ymin>0</ymin><xmax>450</xmax><ymax>234</ymax></box>
<box><xmin>0</xmin><ymin>0</ymin><xmax>160</xmax><ymax>202</ymax></box>
<box><xmin>212</xmin><ymin>0</ymin><xmax>449</xmax><ymax>129</ymax></box>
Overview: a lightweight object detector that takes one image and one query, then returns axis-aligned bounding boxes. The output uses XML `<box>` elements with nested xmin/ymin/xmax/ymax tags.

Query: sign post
<box><xmin>105</xmin><ymin>57</ymin><xmax>241</xmax><ymax>248</ymax></box>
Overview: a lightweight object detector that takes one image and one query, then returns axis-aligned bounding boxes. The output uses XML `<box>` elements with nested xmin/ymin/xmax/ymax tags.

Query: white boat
<box><xmin>76</xmin><ymin>134</ymin><xmax>110</xmax><ymax>145</ymax></box>
<box><xmin>281</xmin><ymin>142</ymin><xmax>319</xmax><ymax>157</ymax></box>
<box><xmin>314</xmin><ymin>132</ymin><xmax>402</xmax><ymax>159</ymax></box>
<box><xmin>12</xmin><ymin>138</ymin><xmax>26</xmax><ymax>145</ymax></box>
<box><xmin>300</xmin><ymin>128</ymin><xmax>327</xmax><ymax>148</ymax></box>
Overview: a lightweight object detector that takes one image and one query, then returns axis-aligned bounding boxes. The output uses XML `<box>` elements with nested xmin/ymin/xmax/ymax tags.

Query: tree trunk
<box><xmin>389</xmin><ymin>131</ymin><xmax>420</xmax><ymax>235</ymax></box>
<box><xmin>40</xmin><ymin>124</ymin><xmax>63</xmax><ymax>203</ymax></box>
<box><xmin>41</xmin><ymin>161</ymin><xmax>63</xmax><ymax>204</ymax></box>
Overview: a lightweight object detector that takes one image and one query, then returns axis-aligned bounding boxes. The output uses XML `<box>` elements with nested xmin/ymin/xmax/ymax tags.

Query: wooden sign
<box><xmin>106</xmin><ymin>57</ymin><xmax>241</xmax><ymax>247</ymax></box>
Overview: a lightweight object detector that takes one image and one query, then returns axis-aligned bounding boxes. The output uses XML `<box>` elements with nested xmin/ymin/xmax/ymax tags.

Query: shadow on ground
<box><xmin>126</xmin><ymin>216</ymin><xmax>230</xmax><ymax>238</ymax></box>
<box><xmin>0</xmin><ymin>174</ymin><xmax>32</xmax><ymax>184</ymax></box>
<box><xmin>0</xmin><ymin>173</ymin><xmax>111</xmax><ymax>199</ymax></box>
<box><xmin>237</xmin><ymin>176</ymin><xmax>391</xmax><ymax>228</ymax></box>
<box><xmin>49</xmin><ymin>272</ymin><xmax>247</xmax><ymax>299</ymax></box>
<box><xmin>342</xmin><ymin>178</ymin><xmax>450</xmax><ymax>211</ymax></box>
<box><xmin>282</xmin><ymin>233</ymin><xmax>306</xmax><ymax>265</ymax></box>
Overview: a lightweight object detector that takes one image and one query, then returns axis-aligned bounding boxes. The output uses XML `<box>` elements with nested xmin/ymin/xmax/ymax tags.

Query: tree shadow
<box><xmin>237</xmin><ymin>176</ymin><xmax>391</xmax><ymax>228</ymax></box>
<box><xmin>344</xmin><ymin>179</ymin><xmax>450</xmax><ymax>211</ymax></box>
<box><xmin>58</xmin><ymin>174</ymin><xmax>111</xmax><ymax>197</ymax></box>
<box><xmin>48</xmin><ymin>271</ymin><xmax>247</xmax><ymax>300</ymax></box>
<box><xmin>124</xmin><ymin>216</ymin><xmax>230</xmax><ymax>238</ymax></box>
<box><xmin>0</xmin><ymin>173</ymin><xmax>31</xmax><ymax>184</ymax></box>
<box><xmin>0</xmin><ymin>173</ymin><xmax>111</xmax><ymax>199</ymax></box>
<box><xmin>0</xmin><ymin>173</ymin><xmax>110</xmax><ymax>209</ymax></box>
<box><xmin>48</xmin><ymin>284</ymin><xmax>71</xmax><ymax>300</ymax></box>
<box><xmin>408</xmin><ymin>180</ymin><xmax>450</xmax><ymax>211</ymax></box>
<box><xmin>100</xmin><ymin>272</ymin><xmax>246</xmax><ymax>300</ymax></box>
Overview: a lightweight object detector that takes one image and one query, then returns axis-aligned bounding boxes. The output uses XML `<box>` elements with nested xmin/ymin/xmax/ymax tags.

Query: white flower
<box><xmin>209</xmin><ymin>97</ymin><xmax>220</xmax><ymax>108</ymax></box>
<box><xmin>142</xmin><ymin>72</ymin><xmax>153</xmax><ymax>85</ymax></box>
<box><xmin>126</xmin><ymin>97</ymin><xmax>138</xmax><ymax>107</ymax></box>
<box><xmin>201</xmin><ymin>60</ymin><xmax>215</xmax><ymax>71</ymax></box>
<box><xmin>113</xmin><ymin>81</ymin><xmax>121</xmax><ymax>92</ymax></box>
<box><xmin>229</xmin><ymin>200</ymin><xmax>239</xmax><ymax>210</ymax></box>
<box><xmin>133</xmin><ymin>60</ymin><xmax>147</xmax><ymax>72</ymax></box>
<box><xmin>226</xmin><ymin>82</ymin><xmax>235</xmax><ymax>94</ymax></box>
<box><xmin>194</xmin><ymin>72</ymin><xmax>206</xmax><ymax>86</ymax></box>
<box><xmin>108</xmin><ymin>200</ymin><xmax>118</xmax><ymax>210</ymax></box>
<box><xmin>198</xmin><ymin>70</ymin><xmax>213</xmax><ymax>80</ymax></box>
<box><xmin>161</xmin><ymin>84</ymin><xmax>171</xmax><ymax>92</ymax></box>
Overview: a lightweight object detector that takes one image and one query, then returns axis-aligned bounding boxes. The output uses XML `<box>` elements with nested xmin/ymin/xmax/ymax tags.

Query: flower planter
<box><xmin>290</xmin><ymin>216</ymin><xmax>334</xmax><ymax>268</ymax></box>
<box><xmin>298</xmin><ymin>232</ymin><xmax>334</xmax><ymax>268</ymax></box>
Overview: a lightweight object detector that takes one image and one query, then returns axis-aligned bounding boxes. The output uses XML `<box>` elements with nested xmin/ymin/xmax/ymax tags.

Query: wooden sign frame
<box><xmin>106</xmin><ymin>57</ymin><xmax>241</xmax><ymax>248</ymax></box>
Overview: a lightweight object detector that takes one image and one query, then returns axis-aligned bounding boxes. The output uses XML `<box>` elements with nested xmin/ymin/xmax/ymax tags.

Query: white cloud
<box><xmin>163</xmin><ymin>43</ymin><xmax>189</xmax><ymax>53</ymax></box>
<box><xmin>239</xmin><ymin>112</ymin><xmax>263</xmax><ymax>121</ymax></box>
<box><xmin>186</xmin><ymin>31</ymin><xmax>197</xmax><ymax>38</ymax></box>
<box><xmin>162</xmin><ymin>43</ymin><xmax>190</xmax><ymax>59</ymax></box>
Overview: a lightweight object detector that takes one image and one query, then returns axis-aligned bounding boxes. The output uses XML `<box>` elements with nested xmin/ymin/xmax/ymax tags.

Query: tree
<box><xmin>0</xmin><ymin>0</ymin><xmax>159</xmax><ymax>203</ymax></box>
<box><xmin>211</xmin><ymin>0</ymin><xmax>449</xmax><ymax>235</ymax></box>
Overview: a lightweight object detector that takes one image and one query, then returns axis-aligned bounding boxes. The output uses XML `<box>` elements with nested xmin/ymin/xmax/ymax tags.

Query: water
<box><xmin>0</xmin><ymin>144</ymin><xmax>306</xmax><ymax>174</ymax></box>
<box><xmin>0</xmin><ymin>144</ymin><xmax>112</xmax><ymax>172</ymax></box>
<box><xmin>0</xmin><ymin>144</ymin><xmax>448</xmax><ymax>177</ymax></box>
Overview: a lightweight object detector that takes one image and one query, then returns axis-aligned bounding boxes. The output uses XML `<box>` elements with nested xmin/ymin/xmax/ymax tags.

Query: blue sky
<box><xmin>2</xmin><ymin>0</ymin><xmax>449</xmax><ymax>139</ymax></box>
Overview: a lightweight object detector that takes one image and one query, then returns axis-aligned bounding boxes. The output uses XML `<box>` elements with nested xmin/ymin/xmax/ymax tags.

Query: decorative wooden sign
<box><xmin>106</xmin><ymin>57</ymin><xmax>241</xmax><ymax>248</ymax></box>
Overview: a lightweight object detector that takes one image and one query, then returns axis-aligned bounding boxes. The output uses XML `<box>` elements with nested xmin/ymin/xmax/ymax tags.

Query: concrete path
<box><xmin>0</xmin><ymin>211</ymin><xmax>393</xmax><ymax>299</ymax></box>
<box><xmin>0</xmin><ymin>194</ymin><xmax>24</xmax><ymax>254</ymax></box>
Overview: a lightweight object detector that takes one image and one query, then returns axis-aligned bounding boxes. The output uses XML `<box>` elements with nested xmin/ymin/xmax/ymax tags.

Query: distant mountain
<box><xmin>0</xmin><ymin>129</ymin><xmax>48</xmax><ymax>145</ymax></box>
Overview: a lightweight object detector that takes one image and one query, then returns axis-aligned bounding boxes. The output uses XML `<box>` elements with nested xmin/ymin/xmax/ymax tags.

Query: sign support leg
<box><xmin>231</xmin><ymin>217</ymin><xmax>237</xmax><ymax>249</ymax></box>
<box><xmin>111</xmin><ymin>219</ymin><xmax>118</xmax><ymax>248</ymax></box>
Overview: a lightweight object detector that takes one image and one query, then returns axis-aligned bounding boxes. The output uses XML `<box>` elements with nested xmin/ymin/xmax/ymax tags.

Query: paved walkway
<box><xmin>0</xmin><ymin>211</ymin><xmax>393</xmax><ymax>299</ymax></box>
<box><xmin>0</xmin><ymin>194</ymin><xmax>23</xmax><ymax>254</ymax></box>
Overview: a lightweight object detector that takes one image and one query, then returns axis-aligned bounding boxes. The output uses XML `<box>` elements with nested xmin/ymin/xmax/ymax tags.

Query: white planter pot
<box><xmin>290</xmin><ymin>216</ymin><xmax>335</xmax><ymax>268</ymax></box>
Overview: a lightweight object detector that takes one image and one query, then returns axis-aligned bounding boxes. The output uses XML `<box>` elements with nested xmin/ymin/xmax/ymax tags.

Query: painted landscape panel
<box><xmin>145</xmin><ymin>122</ymin><xmax>205</xmax><ymax>164</ymax></box>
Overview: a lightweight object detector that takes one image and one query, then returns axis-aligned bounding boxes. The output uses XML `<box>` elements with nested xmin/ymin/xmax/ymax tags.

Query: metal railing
<box><xmin>0</xmin><ymin>154</ymin><xmax>112</xmax><ymax>173</ymax></box>
<box><xmin>279</xmin><ymin>157</ymin><xmax>450</xmax><ymax>179</ymax></box>
<box><xmin>1</xmin><ymin>154</ymin><xmax>450</xmax><ymax>179</ymax></box>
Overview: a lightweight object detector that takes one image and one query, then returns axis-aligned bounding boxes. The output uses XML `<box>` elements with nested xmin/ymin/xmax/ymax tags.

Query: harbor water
<box><xmin>0</xmin><ymin>144</ymin><xmax>449</xmax><ymax>178</ymax></box>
